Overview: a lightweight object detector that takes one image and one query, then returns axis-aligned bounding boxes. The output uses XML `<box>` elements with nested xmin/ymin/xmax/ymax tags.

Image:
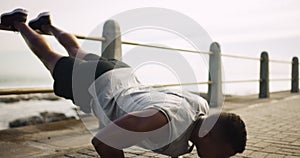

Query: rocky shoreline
<box><xmin>0</xmin><ymin>93</ymin><xmax>77</xmax><ymax>129</ymax></box>
<box><xmin>9</xmin><ymin>111</ymin><xmax>76</xmax><ymax>128</ymax></box>
<box><xmin>0</xmin><ymin>93</ymin><xmax>61</xmax><ymax>103</ymax></box>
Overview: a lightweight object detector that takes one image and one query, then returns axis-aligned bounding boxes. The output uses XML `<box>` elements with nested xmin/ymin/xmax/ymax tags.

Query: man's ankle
<box><xmin>41</xmin><ymin>25</ymin><xmax>52</xmax><ymax>34</ymax></box>
<box><xmin>13</xmin><ymin>21</ymin><xmax>24</xmax><ymax>30</ymax></box>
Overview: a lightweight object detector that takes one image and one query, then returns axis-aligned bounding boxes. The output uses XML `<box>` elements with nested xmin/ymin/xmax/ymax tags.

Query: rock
<box><xmin>0</xmin><ymin>93</ymin><xmax>60</xmax><ymax>104</ymax></box>
<box><xmin>9</xmin><ymin>111</ymin><xmax>75</xmax><ymax>128</ymax></box>
<box><xmin>9</xmin><ymin>116</ymin><xmax>44</xmax><ymax>128</ymax></box>
<box><xmin>40</xmin><ymin>111</ymin><xmax>75</xmax><ymax>123</ymax></box>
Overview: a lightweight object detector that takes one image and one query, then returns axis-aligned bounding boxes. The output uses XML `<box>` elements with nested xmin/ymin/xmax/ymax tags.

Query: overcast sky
<box><xmin>0</xmin><ymin>0</ymin><xmax>299</xmax><ymax>93</ymax></box>
<box><xmin>1</xmin><ymin>0</ymin><xmax>299</xmax><ymax>57</ymax></box>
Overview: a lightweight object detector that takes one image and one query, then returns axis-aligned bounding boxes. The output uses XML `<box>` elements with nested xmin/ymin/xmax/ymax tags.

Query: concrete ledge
<box><xmin>0</xmin><ymin>119</ymin><xmax>93</xmax><ymax>158</ymax></box>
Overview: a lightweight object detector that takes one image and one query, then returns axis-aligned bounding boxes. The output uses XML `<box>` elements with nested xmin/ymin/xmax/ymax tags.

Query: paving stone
<box><xmin>124</xmin><ymin>153</ymin><xmax>138</xmax><ymax>157</ymax></box>
<box><xmin>211</xmin><ymin>96</ymin><xmax>297</xmax><ymax>158</ymax></box>
<box><xmin>2</xmin><ymin>92</ymin><xmax>300</xmax><ymax>158</ymax></box>
<box><xmin>77</xmin><ymin>149</ymin><xmax>99</xmax><ymax>157</ymax></box>
<box><xmin>134</xmin><ymin>156</ymin><xmax>149</xmax><ymax>158</ymax></box>
<box><xmin>124</xmin><ymin>146</ymin><xmax>147</xmax><ymax>155</ymax></box>
<box><xmin>280</xmin><ymin>148</ymin><xmax>300</xmax><ymax>155</ymax></box>
<box><xmin>64</xmin><ymin>153</ymin><xmax>90</xmax><ymax>158</ymax></box>
<box><xmin>253</xmin><ymin>142</ymin><xmax>271</xmax><ymax>148</ymax></box>
<box><xmin>142</xmin><ymin>152</ymin><xmax>159</xmax><ymax>157</ymax></box>
<box><xmin>236</xmin><ymin>149</ymin><xmax>254</xmax><ymax>157</ymax></box>
<box><xmin>265</xmin><ymin>153</ymin><xmax>285</xmax><ymax>158</ymax></box>
<box><xmin>249</xmin><ymin>151</ymin><xmax>268</xmax><ymax>157</ymax></box>
<box><xmin>284</xmin><ymin>156</ymin><xmax>300</xmax><ymax>158</ymax></box>
<box><xmin>261</xmin><ymin>146</ymin><xmax>281</xmax><ymax>153</ymax></box>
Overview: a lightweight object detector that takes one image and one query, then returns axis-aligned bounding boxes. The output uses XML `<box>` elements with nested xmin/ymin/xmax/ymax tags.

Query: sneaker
<box><xmin>0</xmin><ymin>8</ymin><xmax>28</xmax><ymax>31</ymax></box>
<box><xmin>29</xmin><ymin>12</ymin><xmax>51</xmax><ymax>34</ymax></box>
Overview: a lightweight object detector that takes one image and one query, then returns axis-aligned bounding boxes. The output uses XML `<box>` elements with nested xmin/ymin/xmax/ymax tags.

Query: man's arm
<box><xmin>92</xmin><ymin>109</ymin><xmax>168</xmax><ymax>158</ymax></box>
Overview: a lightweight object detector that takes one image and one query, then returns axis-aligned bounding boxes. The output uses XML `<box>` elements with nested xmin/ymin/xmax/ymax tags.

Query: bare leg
<box><xmin>42</xmin><ymin>25</ymin><xmax>89</xmax><ymax>59</ymax></box>
<box><xmin>14</xmin><ymin>22</ymin><xmax>63</xmax><ymax>74</ymax></box>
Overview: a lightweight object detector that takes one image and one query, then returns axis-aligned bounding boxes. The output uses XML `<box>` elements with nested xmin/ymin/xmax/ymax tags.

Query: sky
<box><xmin>0</xmin><ymin>0</ymin><xmax>299</xmax><ymax>94</ymax></box>
<box><xmin>1</xmin><ymin>0</ymin><xmax>299</xmax><ymax>56</ymax></box>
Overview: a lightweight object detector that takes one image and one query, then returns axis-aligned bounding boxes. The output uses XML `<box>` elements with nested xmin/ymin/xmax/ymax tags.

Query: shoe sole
<box><xmin>0</xmin><ymin>8</ymin><xmax>28</xmax><ymax>18</ymax></box>
<box><xmin>29</xmin><ymin>12</ymin><xmax>50</xmax><ymax>24</ymax></box>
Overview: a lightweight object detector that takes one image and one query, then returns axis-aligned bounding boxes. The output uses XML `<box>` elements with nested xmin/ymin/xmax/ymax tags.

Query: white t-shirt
<box><xmin>88</xmin><ymin>68</ymin><xmax>209</xmax><ymax>156</ymax></box>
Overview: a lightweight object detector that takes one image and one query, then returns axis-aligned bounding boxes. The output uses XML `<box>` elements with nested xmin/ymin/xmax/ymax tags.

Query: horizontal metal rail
<box><xmin>0</xmin><ymin>87</ymin><xmax>53</xmax><ymax>95</ymax></box>
<box><xmin>221</xmin><ymin>54</ymin><xmax>292</xmax><ymax>64</ymax></box>
<box><xmin>45</xmin><ymin>32</ymin><xmax>213</xmax><ymax>55</ymax></box>
<box><xmin>0</xmin><ymin>77</ymin><xmax>297</xmax><ymax>95</ymax></box>
<box><xmin>222</xmin><ymin>54</ymin><xmax>262</xmax><ymax>61</ymax></box>
<box><xmin>269</xmin><ymin>59</ymin><xmax>292</xmax><ymax>64</ymax></box>
<box><xmin>121</xmin><ymin>41</ymin><xmax>213</xmax><ymax>55</ymax></box>
<box><xmin>46</xmin><ymin>32</ymin><xmax>213</xmax><ymax>56</ymax></box>
<box><xmin>221</xmin><ymin>54</ymin><xmax>293</xmax><ymax>64</ymax></box>
<box><xmin>269</xmin><ymin>78</ymin><xmax>291</xmax><ymax>81</ymax></box>
<box><xmin>1</xmin><ymin>27</ymin><xmax>296</xmax><ymax>63</ymax></box>
<box><xmin>0</xmin><ymin>27</ymin><xmax>212</xmax><ymax>55</ymax></box>
<box><xmin>74</xmin><ymin>34</ymin><xmax>106</xmax><ymax>41</ymax></box>
<box><xmin>222</xmin><ymin>79</ymin><xmax>261</xmax><ymax>83</ymax></box>
<box><xmin>0</xmin><ymin>82</ymin><xmax>213</xmax><ymax>95</ymax></box>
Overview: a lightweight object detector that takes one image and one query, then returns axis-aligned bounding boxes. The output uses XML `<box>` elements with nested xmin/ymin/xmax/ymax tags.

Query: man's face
<box><xmin>196</xmin><ymin>134</ymin><xmax>236</xmax><ymax>158</ymax></box>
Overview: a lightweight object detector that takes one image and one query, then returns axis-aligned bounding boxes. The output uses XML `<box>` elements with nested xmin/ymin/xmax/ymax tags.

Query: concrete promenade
<box><xmin>0</xmin><ymin>91</ymin><xmax>299</xmax><ymax>158</ymax></box>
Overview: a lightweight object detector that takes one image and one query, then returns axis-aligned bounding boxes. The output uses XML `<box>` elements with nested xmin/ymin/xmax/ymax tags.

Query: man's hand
<box><xmin>92</xmin><ymin>109</ymin><xmax>168</xmax><ymax>158</ymax></box>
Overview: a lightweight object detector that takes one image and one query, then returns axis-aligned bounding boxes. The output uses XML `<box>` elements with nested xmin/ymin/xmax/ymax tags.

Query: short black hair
<box><xmin>209</xmin><ymin>112</ymin><xmax>247</xmax><ymax>153</ymax></box>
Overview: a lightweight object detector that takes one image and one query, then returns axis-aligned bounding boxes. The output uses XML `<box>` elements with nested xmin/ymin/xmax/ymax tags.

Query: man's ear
<box><xmin>198</xmin><ymin>116</ymin><xmax>216</xmax><ymax>138</ymax></box>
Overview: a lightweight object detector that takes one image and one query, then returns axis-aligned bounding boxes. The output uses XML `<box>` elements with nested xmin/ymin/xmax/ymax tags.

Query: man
<box><xmin>0</xmin><ymin>8</ymin><xmax>247</xmax><ymax>158</ymax></box>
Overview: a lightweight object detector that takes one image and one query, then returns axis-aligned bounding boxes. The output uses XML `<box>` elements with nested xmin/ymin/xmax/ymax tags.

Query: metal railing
<box><xmin>221</xmin><ymin>53</ymin><xmax>262</xmax><ymax>61</ymax></box>
<box><xmin>0</xmin><ymin>20</ymin><xmax>299</xmax><ymax>106</ymax></box>
<box><xmin>0</xmin><ymin>87</ymin><xmax>53</xmax><ymax>95</ymax></box>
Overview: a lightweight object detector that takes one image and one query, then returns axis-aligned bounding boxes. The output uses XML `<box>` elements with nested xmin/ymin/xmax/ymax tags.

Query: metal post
<box><xmin>208</xmin><ymin>42</ymin><xmax>223</xmax><ymax>107</ymax></box>
<box><xmin>101</xmin><ymin>20</ymin><xmax>122</xmax><ymax>60</ymax></box>
<box><xmin>291</xmin><ymin>57</ymin><xmax>299</xmax><ymax>93</ymax></box>
<box><xmin>98</xmin><ymin>20</ymin><xmax>122</xmax><ymax>129</ymax></box>
<box><xmin>259</xmin><ymin>52</ymin><xmax>269</xmax><ymax>98</ymax></box>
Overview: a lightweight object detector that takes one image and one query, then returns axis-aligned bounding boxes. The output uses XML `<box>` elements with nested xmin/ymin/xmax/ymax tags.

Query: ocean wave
<box><xmin>0</xmin><ymin>93</ymin><xmax>61</xmax><ymax>103</ymax></box>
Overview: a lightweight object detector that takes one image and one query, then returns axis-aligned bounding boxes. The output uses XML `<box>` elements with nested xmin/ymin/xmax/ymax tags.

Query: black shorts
<box><xmin>52</xmin><ymin>54</ymin><xmax>130</xmax><ymax>109</ymax></box>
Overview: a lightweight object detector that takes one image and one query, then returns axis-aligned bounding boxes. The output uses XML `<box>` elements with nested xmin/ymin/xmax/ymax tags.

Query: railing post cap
<box><xmin>104</xmin><ymin>19</ymin><xmax>118</xmax><ymax>24</ymax></box>
<box><xmin>210</xmin><ymin>42</ymin><xmax>221</xmax><ymax>53</ymax></box>
<box><xmin>211</xmin><ymin>42</ymin><xmax>220</xmax><ymax>48</ymax></box>
<box><xmin>103</xmin><ymin>19</ymin><xmax>121</xmax><ymax>33</ymax></box>
<box><xmin>292</xmin><ymin>56</ymin><xmax>298</xmax><ymax>61</ymax></box>
<box><xmin>261</xmin><ymin>51</ymin><xmax>269</xmax><ymax>58</ymax></box>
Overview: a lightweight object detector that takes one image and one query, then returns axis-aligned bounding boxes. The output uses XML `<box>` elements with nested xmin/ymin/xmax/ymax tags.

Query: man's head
<box><xmin>193</xmin><ymin>112</ymin><xmax>247</xmax><ymax>158</ymax></box>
